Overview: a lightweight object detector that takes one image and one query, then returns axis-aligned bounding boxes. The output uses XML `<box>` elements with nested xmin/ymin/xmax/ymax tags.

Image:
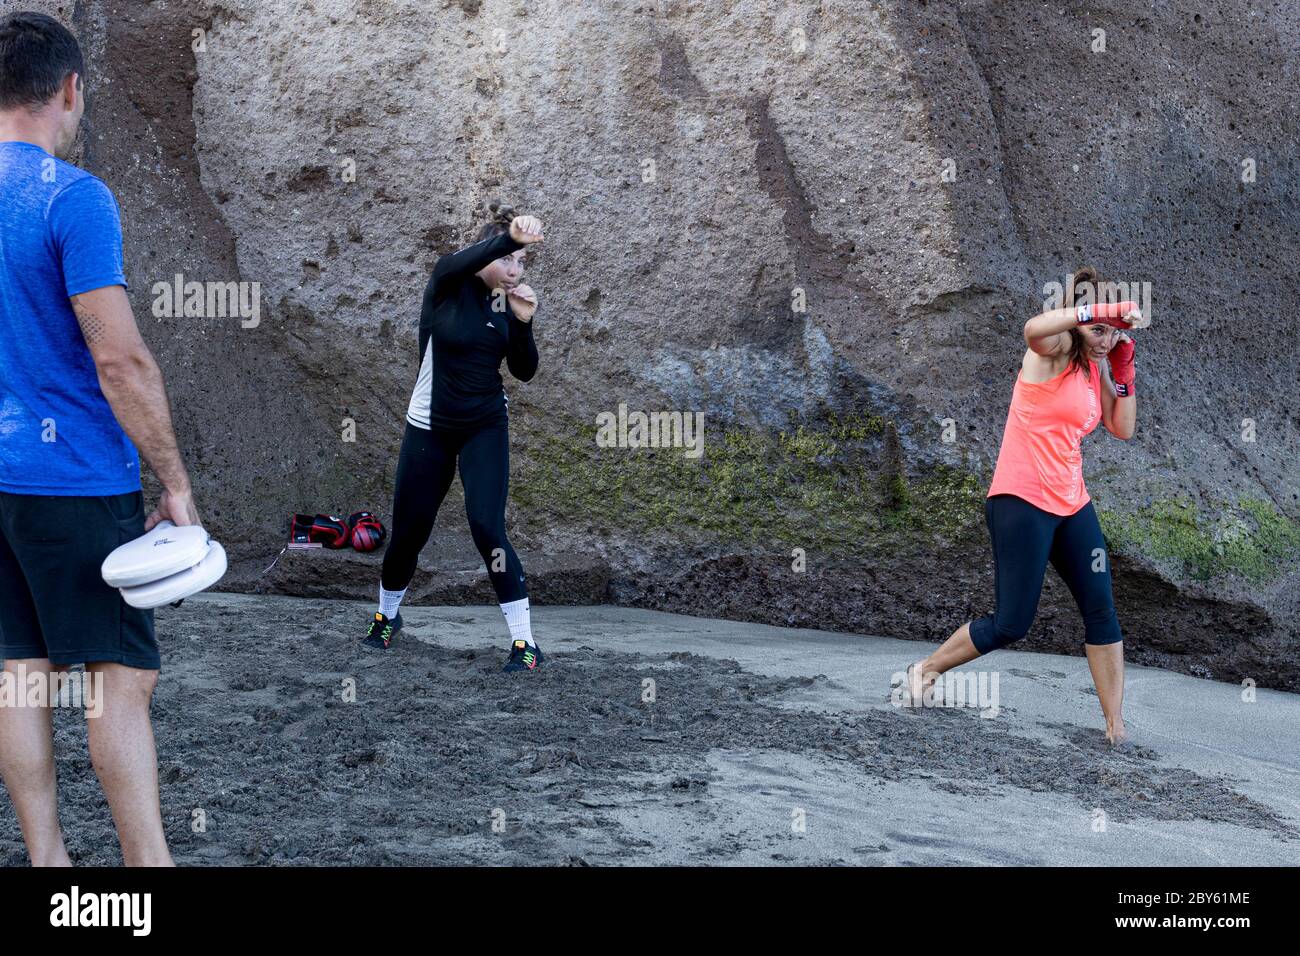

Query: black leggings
<box><xmin>969</xmin><ymin>495</ymin><xmax>1122</xmax><ymax>654</ymax></box>
<box><xmin>380</xmin><ymin>422</ymin><xmax>527</xmax><ymax>603</ymax></box>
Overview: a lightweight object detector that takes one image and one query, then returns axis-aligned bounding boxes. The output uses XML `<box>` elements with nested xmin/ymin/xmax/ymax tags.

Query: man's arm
<box><xmin>70</xmin><ymin>285</ymin><xmax>199</xmax><ymax>528</ymax></box>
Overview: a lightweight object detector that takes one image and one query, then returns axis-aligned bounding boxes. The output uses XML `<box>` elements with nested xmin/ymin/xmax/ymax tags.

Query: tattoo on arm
<box><xmin>72</xmin><ymin>303</ymin><xmax>108</xmax><ymax>346</ymax></box>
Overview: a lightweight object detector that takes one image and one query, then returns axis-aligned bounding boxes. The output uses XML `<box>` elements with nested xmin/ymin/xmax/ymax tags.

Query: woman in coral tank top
<box><xmin>906</xmin><ymin>268</ymin><xmax>1144</xmax><ymax>745</ymax></box>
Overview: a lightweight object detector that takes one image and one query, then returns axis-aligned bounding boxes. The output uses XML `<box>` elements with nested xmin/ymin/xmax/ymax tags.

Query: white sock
<box><xmin>378</xmin><ymin>586</ymin><xmax>407</xmax><ymax>619</ymax></box>
<box><xmin>500</xmin><ymin>598</ymin><xmax>534</xmax><ymax>647</ymax></box>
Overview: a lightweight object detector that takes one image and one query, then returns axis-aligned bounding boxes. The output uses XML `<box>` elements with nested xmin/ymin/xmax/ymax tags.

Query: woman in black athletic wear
<box><xmin>905</xmin><ymin>268</ymin><xmax>1144</xmax><ymax>744</ymax></box>
<box><xmin>363</xmin><ymin>201</ymin><xmax>545</xmax><ymax>673</ymax></box>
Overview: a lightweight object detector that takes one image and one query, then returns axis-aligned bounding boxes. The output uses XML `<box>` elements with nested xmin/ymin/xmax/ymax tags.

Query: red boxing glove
<box><xmin>346</xmin><ymin>512</ymin><xmax>387</xmax><ymax>553</ymax></box>
<box><xmin>1077</xmin><ymin>300</ymin><xmax>1139</xmax><ymax>329</ymax></box>
<box><xmin>1107</xmin><ymin>337</ymin><xmax>1135</xmax><ymax>397</ymax></box>
<box><xmin>289</xmin><ymin>513</ymin><xmax>350</xmax><ymax>549</ymax></box>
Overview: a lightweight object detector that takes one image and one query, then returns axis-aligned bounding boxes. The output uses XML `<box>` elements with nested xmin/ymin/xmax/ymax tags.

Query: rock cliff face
<box><xmin>12</xmin><ymin>1</ymin><xmax>1299</xmax><ymax>686</ymax></box>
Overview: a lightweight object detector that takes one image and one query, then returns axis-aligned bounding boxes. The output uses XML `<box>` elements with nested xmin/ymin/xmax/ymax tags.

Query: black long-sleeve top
<box><xmin>412</xmin><ymin>231</ymin><xmax>539</xmax><ymax>430</ymax></box>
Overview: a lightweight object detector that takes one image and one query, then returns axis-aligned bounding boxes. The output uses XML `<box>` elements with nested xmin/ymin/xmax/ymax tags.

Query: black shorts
<box><xmin>0</xmin><ymin>491</ymin><xmax>160</xmax><ymax>670</ymax></box>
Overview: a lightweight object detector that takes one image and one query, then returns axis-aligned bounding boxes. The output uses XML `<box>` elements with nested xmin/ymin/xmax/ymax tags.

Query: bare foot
<box><xmin>906</xmin><ymin>661</ymin><xmax>933</xmax><ymax>708</ymax></box>
<box><xmin>1106</xmin><ymin>719</ymin><xmax>1129</xmax><ymax>748</ymax></box>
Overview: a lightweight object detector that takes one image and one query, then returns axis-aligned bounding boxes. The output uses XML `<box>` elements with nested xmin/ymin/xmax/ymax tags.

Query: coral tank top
<box><xmin>987</xmin><ymin>360</ymin><xmax>1101</xmax><ymax>516</ymax></box>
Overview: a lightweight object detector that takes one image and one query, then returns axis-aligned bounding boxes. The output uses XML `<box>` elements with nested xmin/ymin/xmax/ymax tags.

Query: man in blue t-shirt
<box><xmin>0</xmin><ymin>12</ymin><xmax>201</xmax><ymax>867</ymax></box>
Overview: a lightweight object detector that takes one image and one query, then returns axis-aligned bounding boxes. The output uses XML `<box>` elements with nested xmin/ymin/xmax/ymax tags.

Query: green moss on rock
<box><xmin>1099</xmin><ymin>497</ymin><xmax>1300</xmax><ymax>583</ymax></box>
<box><xmin>514</xmin><ymin>408</ymin><xmax>1300</xmax><ymax>586</ymax></box>
<box><xmin>514</xmin><ymin>412</ymin><xmax>983</xmax><ymax>553</ymax></box>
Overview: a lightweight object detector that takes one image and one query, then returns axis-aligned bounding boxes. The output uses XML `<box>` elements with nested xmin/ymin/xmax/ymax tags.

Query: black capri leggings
<box><xmin>380</xmin><ymin>422</ymin><xmax>527</xmax><ymax>603</ymax></box>
<box><xmin>969</xmin><ymin>494</ymin><xmax>1122</xmax><ymax>654</ymax></box>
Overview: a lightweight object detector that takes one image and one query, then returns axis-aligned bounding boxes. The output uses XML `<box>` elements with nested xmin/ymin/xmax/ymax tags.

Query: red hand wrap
<box><xmin>1077</xmin><ymin>300</ymin><xmax>1138</xmax><ymax>329</ymax></box>
<box><xmin>1108</xmin><ymin>338</ymin><xmax>1136</xmax><ymax>397</ymax></box>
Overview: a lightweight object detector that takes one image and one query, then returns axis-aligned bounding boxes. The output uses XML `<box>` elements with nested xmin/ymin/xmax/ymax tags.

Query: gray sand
<box><xmin>2</xmin><ymin>595</ymin><xmax>1296</xmax><ymax>865</ymax></box>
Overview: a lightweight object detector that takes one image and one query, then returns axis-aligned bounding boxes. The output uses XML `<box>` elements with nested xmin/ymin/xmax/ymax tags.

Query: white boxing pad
<box><xmin>102</xmin><ymin>520</ymin><xmax>213</xmax><ymax>588</ymax></box>
<box><xmin>120</xmin><ymin>541</ymin><xmax>228</xmax><ymax>610</ymax></box>
<box><xmin>102</xmin><ymin>521</ymin><xmax>228</xmax><ymax>609</ymax></box>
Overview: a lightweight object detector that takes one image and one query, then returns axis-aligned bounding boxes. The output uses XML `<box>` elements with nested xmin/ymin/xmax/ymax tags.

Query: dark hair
<box><xmin>0</xmin><ymin>12</ymin><xmax>84</xmax><ymax>111</ymax></box>
<box><xmin>1063</xmin><ymin>266</ymin><xmax>1103</xmax><ymax>376</ymax></box>
<box><xmin>476</xmin><ymin>199</ymin><xmax>516</xmax><ymax>242</ymax></box>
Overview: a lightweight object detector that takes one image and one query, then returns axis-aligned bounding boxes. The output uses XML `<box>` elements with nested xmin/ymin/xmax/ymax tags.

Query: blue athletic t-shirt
<box><xmin>0</xmin><ymin>141</ymin><xmax>140</xmax><ymax>496</ymax></box>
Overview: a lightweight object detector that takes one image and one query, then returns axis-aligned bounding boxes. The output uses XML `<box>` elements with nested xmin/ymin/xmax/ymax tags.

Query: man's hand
<box><xmin>146</xmin><ymin>486</ymin><xmax>201</xmax><ymax>531</ymax></box>
<box><xmin>509</xmin><ymin>215</ymin><xmax>544</xmax><ymax>245</ymax></box>
<box><xmin>507</xmin><ymin>283</ymin><xmax>539</xmax><ymax>322</ymax></box>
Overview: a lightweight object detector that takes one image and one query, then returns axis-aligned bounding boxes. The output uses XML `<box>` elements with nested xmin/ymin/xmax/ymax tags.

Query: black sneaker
<box><xmin>361</xmin><ymin>611</ymin><xmax>402</xmax><ymax>650</ymax></box>
<box><xmin>502</xmin><ymin>638</ymin><xmax>543</xmax><ymax>672</ymax></box>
